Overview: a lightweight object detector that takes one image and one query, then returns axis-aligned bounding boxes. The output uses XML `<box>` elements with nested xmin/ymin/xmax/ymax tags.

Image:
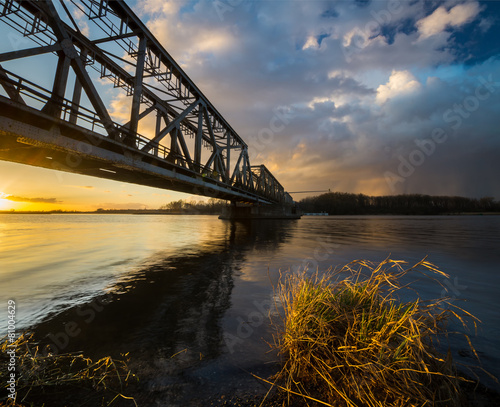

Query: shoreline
<box><xmin>1</xmin><ymin>210</ymin><xmax>500</xmax><ymax>216</ymax></box>
<box><xmin>5</xmin><ymin>258</ymin><xmax>499</xmax><ymax>406</ymax></box>
<box><xmin>2</xmin><ymin>330</ymin><xmax>500</xmax><ymax>406</ymax></box>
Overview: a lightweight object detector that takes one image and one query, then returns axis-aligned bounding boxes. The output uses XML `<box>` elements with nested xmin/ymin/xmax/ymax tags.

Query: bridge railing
<box><xmin>0</xmin><ymin>67</ymin><xmax>108</xmax><ymax>135</ymax></box>
<box><xmin>0</xmin><ymin>67</ymin><xmax>227</xmax><ymax>181</ymax></box>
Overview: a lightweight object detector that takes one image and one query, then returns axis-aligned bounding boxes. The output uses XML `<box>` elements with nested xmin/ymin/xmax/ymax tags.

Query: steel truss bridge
<box><xmin>0</xmin><ymin>0</ymin><xmax>293</xmax><ymax>205</ymax></box>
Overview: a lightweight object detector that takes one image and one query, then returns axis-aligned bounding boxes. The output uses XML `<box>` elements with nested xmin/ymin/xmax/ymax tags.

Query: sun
<box><xmin>0</xmin><ymin>192</ymin><xmax>13</xmax><ymax>210</ymax></box>
<box><xmin>0</xmin><ymin>199</ymin><xmax>11</xmax><ymax>210</ymax></box>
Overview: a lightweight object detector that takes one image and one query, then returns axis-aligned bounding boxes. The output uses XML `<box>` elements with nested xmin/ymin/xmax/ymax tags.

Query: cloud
<box><xmin>93</xmin><ymin>203</ymin><xmax>149</xmax><ymax>210</ymax></box>
<box><xmin>140</xmin><ymin>0</ymin><xmax>181</xmax><ymax>16</ymax></box>
<box><xmin>72</xmin><ymin>7</ymin><xmax>89</xmax><ymax>37</ymax></box>
<box><xmin>109</xmin><ymin>93</ymin><xmax>131</xmax><ymax>124</ymax></box>
<box><xmin>6</xmin><ymin>196</ymin><xmax>62</xmax><ymax>204</ymax></box>
<box><xmin>376</xmin><ymin>70</ymin><xmax>422</xmax><ymax>104</ymax></box>
<box><xmin>67</xmin><ymin>185</ymin><xmax>94</xmax><ymax>190</ymax></box>
<box><xmin>416</xmin><ymin>2</ymin><xmax>481</xmax><ymax>40</ymax></box>
<box><xmin>303</xmin><ymin>36</ymin><xmax>320</xmax><ymax>50</ymax></box>
<box><xmin>137</xmin><ymin>0</ymin><xmax>237</xmax><ymax>71</ymax></box>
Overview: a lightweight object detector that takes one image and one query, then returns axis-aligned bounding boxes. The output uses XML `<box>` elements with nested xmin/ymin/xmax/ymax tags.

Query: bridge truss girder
<box><xmin>0</xmin><ymin>0</ymin><xmax>293</xmax><ymax>205</ymax></box>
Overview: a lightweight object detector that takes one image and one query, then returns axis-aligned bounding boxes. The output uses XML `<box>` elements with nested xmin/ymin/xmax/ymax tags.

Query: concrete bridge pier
<box><xmin>219</xmin><ymin>202</ymin><xmax>301</xmax><ymax>220</ymax></box>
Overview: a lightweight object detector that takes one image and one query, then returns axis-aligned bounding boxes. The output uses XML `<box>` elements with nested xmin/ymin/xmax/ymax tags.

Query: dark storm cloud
<box><xmin>135</xmin><ymin>0</ymin><xmax>500</xmax><ymax>198</ymax></box>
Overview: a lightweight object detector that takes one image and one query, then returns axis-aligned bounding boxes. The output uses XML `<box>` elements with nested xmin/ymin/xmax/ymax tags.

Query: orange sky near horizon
<box><xmin>0</xmin><ymin>160</ymin><xmax>203</xmax><ymax>212</ymax></box>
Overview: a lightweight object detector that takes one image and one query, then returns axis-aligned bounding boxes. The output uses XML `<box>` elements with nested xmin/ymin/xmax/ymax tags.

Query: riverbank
<box><xmin>2</xmin><ymin>337</ymin><xmax>499</xmax><ymax>406</ymax></box>
<box><xmin>3</xmin><ymin>259</ymin><xmax>499</xmax><ymax>406</ymax></box>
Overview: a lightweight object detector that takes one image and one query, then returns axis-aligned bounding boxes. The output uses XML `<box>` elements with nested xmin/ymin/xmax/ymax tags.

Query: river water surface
<box><xmin>1</xmin><ymin>214</ymin><xmax>499</xmax><ymax>403</ymax></box>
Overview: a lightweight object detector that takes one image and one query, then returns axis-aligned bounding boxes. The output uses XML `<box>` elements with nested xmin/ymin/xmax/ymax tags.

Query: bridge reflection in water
<box><xmin>31</xmin><ymin>219</ymin><xmax>298</xmax><ymax>405</ymax></box>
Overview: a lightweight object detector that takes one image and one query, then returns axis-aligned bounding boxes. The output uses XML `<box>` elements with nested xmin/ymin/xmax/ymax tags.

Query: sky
<box><xmin>0</xmin><ymin>0</ymin><xmax>500</xmax><ymax>211</ymax></box>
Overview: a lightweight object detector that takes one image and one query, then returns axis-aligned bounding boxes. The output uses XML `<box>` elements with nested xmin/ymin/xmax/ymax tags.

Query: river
<box><xmin>1</xmin><ymin>214</ymin><xmax>499</xmax><ymax>403</ymax></box>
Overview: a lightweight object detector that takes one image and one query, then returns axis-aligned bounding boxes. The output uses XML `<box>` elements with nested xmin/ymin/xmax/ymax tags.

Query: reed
<box><xmin>0</xmin><ymin>333</ymin><xmax>137</xmax><ymax>406</ymax></box>
<box><xmin>272</xmin><ymin>258</ymin><xmax>480</xmax><ymax>407</ymax></box>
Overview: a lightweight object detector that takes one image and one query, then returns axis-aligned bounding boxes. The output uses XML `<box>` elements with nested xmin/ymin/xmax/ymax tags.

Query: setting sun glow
<box><xmin>0</xmin><ymin>196</ymin><xmax>12</xmax><ymax>210</ymax></box>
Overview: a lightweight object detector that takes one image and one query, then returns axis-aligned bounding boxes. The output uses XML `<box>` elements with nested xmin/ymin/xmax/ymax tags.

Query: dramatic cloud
<box><xmin>416</xmin><ymin>2</ymin><xmax>481</xmax><ymax>40</ymax></box>
<box><xmin>129</xmin><ymin>0</ymin><xmax>500</xmax><ymax>199</ymax></box>
<box><xmin>376</xmin><ymin>70</ymin><xmax>422</xmax><ymax>104</ymax></box>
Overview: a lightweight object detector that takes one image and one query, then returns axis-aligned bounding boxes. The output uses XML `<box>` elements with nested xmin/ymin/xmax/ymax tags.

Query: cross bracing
<box><xmin>0</xmin><ymin>0</ymin><xmax>294</xmax><ymax>205</ymax></box>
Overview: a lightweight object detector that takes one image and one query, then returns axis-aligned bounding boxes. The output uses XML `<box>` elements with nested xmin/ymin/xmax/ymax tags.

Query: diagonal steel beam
<box><xmin>230</xmin><ymin>151</ymin><xmax>244</xmax><ymax>184</ymax></box>
<box><xmin>91</xmin><ymin>32</ymin><xmax>138</xmax><ymax>45</ymax></box>
<box><xmin>167</xmin><ymin>126</ymin><xmax>181</xmax><ymax>161</ymax></box>
<box><xmin>204</xmin><ymin>149</ymin><xmax>217</xmax><ymax>171</ymax></box>
<box><xmin>48</xmin><ymin>17</ymin><xmax>217</xmax><ymax>154</ymax></box>
<box><xmin>0</xmin><ymin>63</ymin><xmax>26</xmax><ymax>104</ymax></box>
<box><xmin>203</xmin><ymin>105</ymin><xmax>218</xmax><ymax>147</ymax></box>
<box><xmin>176</xmin><ymin>126</ymin><xmax>194</xmax><ymax>171</ymax></box>
<box><xmin>202</xmin><ymin>104</ymin><xmax>224</xmax><ymax>174</ymax></box>
<box><xmin>120</xmin><ymin>103</ymin><xmax>157</xmax><ymax>132</ymax></box>
<box><xmin>141</xmin><ymin>98</ymin><xmax>200</xmax><ymax>153</ymax></box>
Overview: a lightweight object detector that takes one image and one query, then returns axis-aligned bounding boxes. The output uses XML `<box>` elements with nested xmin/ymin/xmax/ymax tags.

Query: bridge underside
<box><xmin>0</xmin><ymin>97</ymin><xmax>270</xmax><ymax>203</ymax></box>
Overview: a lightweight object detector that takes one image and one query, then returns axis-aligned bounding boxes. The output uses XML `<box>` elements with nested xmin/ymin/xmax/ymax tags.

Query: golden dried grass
<box><xmin>271</xmin><ymin>258</ymin><xmax>481</xmax><ymax>407</ymax></box>
<box><xmin>0</xmin><ymin>333</ymin><xmax>137</xmax><ymax>406</ymax></box>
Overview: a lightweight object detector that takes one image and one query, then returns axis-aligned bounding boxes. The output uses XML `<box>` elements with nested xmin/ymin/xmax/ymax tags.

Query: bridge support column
<box><xmin>219</xmin><ymin>202</ymin><xmax>301</xmax><ymax>220</ymax></box>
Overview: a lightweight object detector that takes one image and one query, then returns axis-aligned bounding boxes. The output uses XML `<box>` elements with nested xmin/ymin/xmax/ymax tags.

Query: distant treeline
<box><xmin>159</xmin><ymin>198</ymin><xmax>226</xmax><ymax>214</ymax></box>
<box><xmin>299</xmin><ymin>192</ymin><xmax>500</xmax><ymax>215</ymax></box>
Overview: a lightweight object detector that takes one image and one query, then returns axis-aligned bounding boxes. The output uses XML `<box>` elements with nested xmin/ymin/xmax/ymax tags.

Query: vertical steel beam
<box><xmin>242</xmin><ymin>150</ymin><xmax>249</xmax><ymax>188</ymax></box>
<box><xmin>154</xmin><ymin>111</ymin><xmax>162</xmax><ymax>156</ymax></box>
<box><xmin>226</xmin><ymin>132</ymin><xmax>230</xmax><ymax>181</ymax></box>
<box><xmin>194</xmin><ymin>105</ymin><xmax>203</xmax><ymax>172</ymax></box>
<box><xmin>69</xmin><ymin>49</ymin><xmax>87</xmax><ymax>124</ymax></box>
<box><xmin>42</xmin><ymin>52</ymin><xmax>71</xmax><ymax>118</ymax></box>
<box><xmin>167</xmin><ymin>126</ymin><xmax>179</xmax><ymax>163</ymax></box>
<box><xmin>127</xmin><ymin>34</ymin><xmax>147</xmax><ymax>148</ymax></box>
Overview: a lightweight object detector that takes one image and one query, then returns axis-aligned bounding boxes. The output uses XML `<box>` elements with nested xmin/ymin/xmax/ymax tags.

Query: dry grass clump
<box><xmin>272</xmin><ymin>258</ymin><xmax>479</xmax><ymax>407</ymax></box>
<box><xmin>0</xmin><ymin>333</ymin><xmax>137</xmax><ymax>406</ymax></box>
